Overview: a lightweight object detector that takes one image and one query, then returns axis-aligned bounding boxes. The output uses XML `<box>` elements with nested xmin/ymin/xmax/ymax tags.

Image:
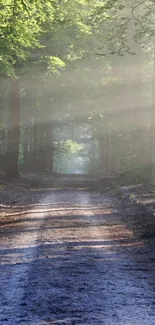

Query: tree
<box><xmin>0</xmin><ymin>0</ymin><xmax>115</xmax><ymax>177</ymax></box>
<box><xmin>95</xmin><ymin>0</ymin><xmax>155</xmax><ymax>182</ymax></box>
<box><xmin>0</xmin><ymin>0</ymin><xmax>56</xmax><ymax>176</ymax></box>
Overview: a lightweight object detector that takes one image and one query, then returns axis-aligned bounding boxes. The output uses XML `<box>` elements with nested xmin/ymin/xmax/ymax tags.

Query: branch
<box><xmin>0</xmin><ymin>80</ymin><xmax>9</xmax><ymax>103</ymax></box>
<box><xmin>20</xmin><ymin>0</ymin><xmax>29</xmax><ymax>13</ymax></box>
<box><xmin>130</xmin><ymin>1</ymin><xmax>147</xmax><ymax>21</ymax></box>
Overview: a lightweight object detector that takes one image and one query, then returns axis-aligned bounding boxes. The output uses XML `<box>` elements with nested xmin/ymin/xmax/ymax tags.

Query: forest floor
<box><xmin>0</xmin><ymin>175</ymin><xmax>155</xmax><ymax>325</ymax></box>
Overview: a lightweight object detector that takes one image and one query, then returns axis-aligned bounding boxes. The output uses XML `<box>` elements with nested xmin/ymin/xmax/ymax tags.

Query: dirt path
<box><xmin>0</xmin><ymin>190</ymin><xmax>154</xmax><ymax>325</ymax></box>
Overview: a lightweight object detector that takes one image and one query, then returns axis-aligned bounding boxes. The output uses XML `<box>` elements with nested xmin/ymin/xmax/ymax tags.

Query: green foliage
<box><xmin>53</xmin><ymin>140</ymin><xmax>85</xmax><ymax>173</ymax></box>
<box><xmin>95</xmin><ymin>0</ymin><xmax>155</xmax><ymax>57</ymax></box>
<box><xmin>65</xmin><ymin>140</ymin><xmax>83</xmax><ymax>156</ymax></box>
<box><xmin>1</xmin><ymin>0</ymin><xmax>155</xmax><ymax>74</ymax></box>
<box><xmin>2</xmin><ymin>0</ymin><xmax>154</xmax><ymax>180</ymax></box>
<box><xmin>0</xmin><ymin>0</ymin><xmax>45</xmax><ymax>76</ymax></box>
<box><xmin>0</xmin><ymin>0</ymin><xmax>116</xmax><ymax>77</ymax></box>
<box><xmin>52</xmin><ymin>124</ymin><xmax>92</xmax><ymax>173</ymax></box>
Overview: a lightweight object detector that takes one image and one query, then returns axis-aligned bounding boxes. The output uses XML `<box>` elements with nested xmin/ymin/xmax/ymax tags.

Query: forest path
<box><xmin>0</xmin><ymin>189</ymin><xmax>154</xmax><ymax>325</ymax></box>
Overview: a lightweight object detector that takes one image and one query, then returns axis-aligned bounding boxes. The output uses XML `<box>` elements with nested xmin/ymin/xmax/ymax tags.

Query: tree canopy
<box><xmin>0</xmin><ymin>0</ymin><xmax>117</xmax><ymax>77</ymax></box>
<box><xmin>1</xmin><ymin>0</ymin><xmax>155</xmax><ymax>182</ymax></box>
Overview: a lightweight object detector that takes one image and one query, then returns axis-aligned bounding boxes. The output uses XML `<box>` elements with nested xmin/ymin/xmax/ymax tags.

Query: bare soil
<box><xmin>0</xmin><ymin>178</ymin><xmax>155</xmax><ymax>325</ymax></box>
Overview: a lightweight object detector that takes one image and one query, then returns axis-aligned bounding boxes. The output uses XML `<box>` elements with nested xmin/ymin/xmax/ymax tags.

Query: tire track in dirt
<box><xmin>0</xmin><ymin>193</ymin><xmax>56</xmax><ymax>325</ymax></box>
<box><xmin>80</xmin><ymin>192</ymin><xmax>155</xmax><ymax>325</ymax></box>
<box><xmin>0</xmin><ymin>190</ymin><xmax>155</xmax><ymax>325</ymax></box>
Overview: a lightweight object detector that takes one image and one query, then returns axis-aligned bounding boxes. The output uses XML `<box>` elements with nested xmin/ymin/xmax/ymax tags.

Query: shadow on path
<box><xmin>0</xmin><ymin>190</ymin><xmax>154</xmax><ymax>325</ymax></box>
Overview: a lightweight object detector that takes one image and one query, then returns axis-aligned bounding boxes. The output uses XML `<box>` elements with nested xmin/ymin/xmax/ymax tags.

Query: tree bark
<box><xmin>149</xmin><ymin>47</ymin><xmax>155</xmax><ymax>184</ymax></box>
<box><xmin>38</xmin><ymin>121</ymin><xmax>46</xmax><ymax>172</ymax></box>
<box><xmin>45</xmin><ymin>124</ymin><xmax>54</xmax><ymax>174</ymax></box>
<box><xmin>37</xmin><ymin>121</ymin><xmax>54</xmax><ymax>173</ymax></box>
<box><xmin>23</xmin><ymin>125</ymin><xmax>29</xmax><ymax>171</ymax></box>
<box><xmin>98</xmin><ymin>119</ymin><xmax>110</xmax><ymax>175</ymax></box>
<box><xmin>33</xmin><ymin>113</ymin><xmax>39</xmax><ymax>172</ymax></box>
<box><xmin>5</xmin><ymin>79</ymin><xmax>20</xmax><ymax>177</ymax></box>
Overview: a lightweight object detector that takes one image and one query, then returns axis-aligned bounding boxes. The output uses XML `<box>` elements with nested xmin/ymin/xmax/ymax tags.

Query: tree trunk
<box><xmin>38</xmin><ymin>121</ymin><xmax>46</xmax><ymax>172</ymax></box>
<box><xmin>5</xmin><ymin>79</ymin><xmax>20</xmax><ymax>177</ymax></box>
<box><xmin>33</xmin><ymin>113</ymin><xmax>39</xmax><ymax>172</ymax></box>
<box><xmin>38</xmin><ymin>121</ymin><xmax>54</xmax><ymax>173</ymax></box>
<box><xmin>132</xmin><ymin>44</ymin><xmax>142</xmax><ymax>170</ymax></box>
<box><xmin>28</xmin><ymin>118</ymin><xmax>35</xmax><ymax>172</ymax></box>
<box><xmin>23</xmin><ymin>125</ymin><xmax>29</xmax><ymax>171</ymax></box>
<box><xmin>98</xmin><ymin>119</ymin><xmax>110</xmax><ymax>175</ymax></box>
<box><xmin>45</xmin><ymin>123</ymin><xmax>54</xmax><ymax>174</ymax></box>
<box><xmin>149</xmin><ymin>47</ymin><xmax>155</xmax><ymax>184</ymax></box>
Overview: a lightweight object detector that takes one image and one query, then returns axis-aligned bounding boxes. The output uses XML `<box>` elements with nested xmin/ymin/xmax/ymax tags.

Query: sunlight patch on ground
<box><xmin>0</xmin><ymin>190</ymin><xmax>154</xmax><ymax>325</ymax></box>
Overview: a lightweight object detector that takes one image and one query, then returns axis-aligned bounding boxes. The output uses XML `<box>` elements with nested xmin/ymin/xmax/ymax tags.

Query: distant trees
<box><xmin>0</xmin><ymin>0</ymin><xmax>113</xmax><ymax>177</ymax></box>
<box><xmin>0</xmin><ymin>0</ymin><xmax>155</xmax><ymax>182</ymax></box>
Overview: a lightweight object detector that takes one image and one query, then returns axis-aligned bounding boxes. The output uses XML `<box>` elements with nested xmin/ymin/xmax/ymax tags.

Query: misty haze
<box><xmin>0</xmin><ymin>1</ymin><xmax>155</xmax><ymax>324</ymax></box>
